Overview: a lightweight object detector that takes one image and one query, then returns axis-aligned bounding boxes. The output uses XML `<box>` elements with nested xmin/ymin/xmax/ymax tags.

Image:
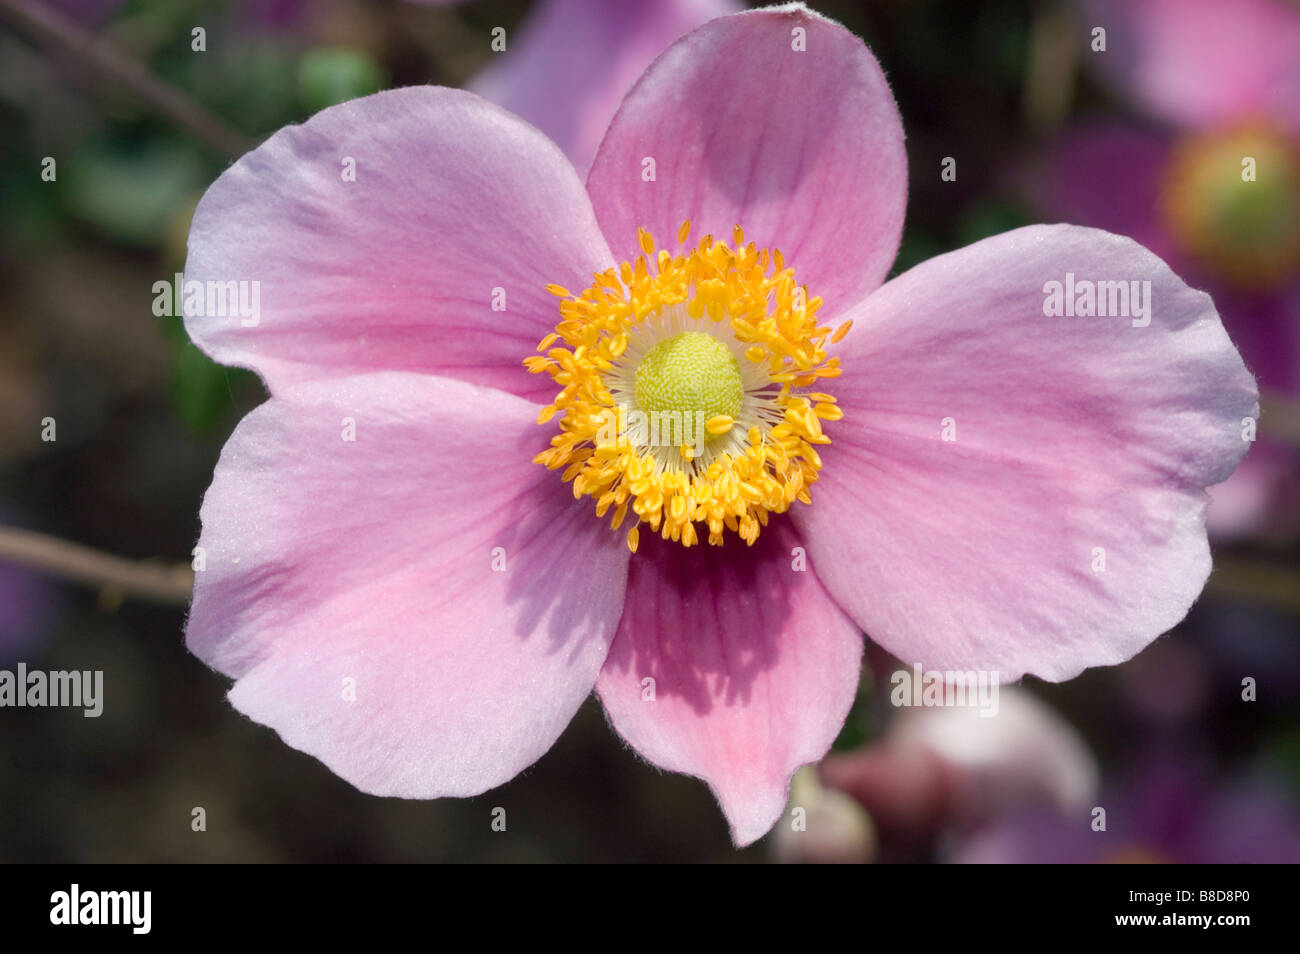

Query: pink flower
<box><xmin>1081</xmin><ymin>0</ymin><xmax>1300</xmax><ymax>136</ymax></box>
<box><xmin>182</xmin><ymin>6</ymin><xmax>1256</xmax><ymax>846</ymax></box>
<box><xmin>1032</xmin><ymin>0</ymin><xmax>1300</xmax><ymax>540</ymax></box>
<box><xmin>821</xmin><ymin>688</ymin><xmax>1098</xmax><ymax>850</ymax></box>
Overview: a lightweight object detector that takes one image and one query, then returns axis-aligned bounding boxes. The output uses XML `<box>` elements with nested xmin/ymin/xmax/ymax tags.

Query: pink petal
<box><xmin>795</xmin><ymin>225</ymin><xmax>1257</xmax><ymax>683</ymax></box>
<box><xmin>1197</xmin><ymin>279</ymin><xmax>1300</xmax><ymax>541</ymax></box>
<box><xmin>183</xmin><ymin>86</ymin><xmax>610</xmax><ymax>402</ymax></box>
<box><xmin>471</xmin><ymin>0</ymin><xmax>742</xmax><ymax>175</ymax></box>
<box><xmin>586</xmin><ymin>5</ymin><xmax>907</xmax><ymax>319</ymax></box>
<box><xmin>595</xmin><ymin>522</ymin><xmax>863</xmax><ymax>847</ymax></box>
<box><xmin>1083</xmin><ymin>0</ymin><xmax>1300</xmax><ymax>133</ymax></box>
<box><xmin>187</xmin><ymin>372</ymin><xmax>629</xmax><ymax>797</ymax></box>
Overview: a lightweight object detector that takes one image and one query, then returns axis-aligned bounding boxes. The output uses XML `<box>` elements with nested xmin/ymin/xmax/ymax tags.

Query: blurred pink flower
<box><xmin>769</xmin><ymin>766</ymin><xmax>877</xmax><ymax>864</ymax></box>
<box><xmin>1082</xmin><ymin>0</ymin><xmax>1300</xmax><ymax>134</ymax></box>
<box><xmin>469</xmin><ymin>0</ymin><xmax>742</xmax><ymax>173</ymax></box>
<box><xmin>183</xmin><ymin>6</ymin><xmax>1255</xmax><ymax>845</ymax></box>
<box><xmin>821</xmin><ymin>687</ymin><xmax>1098</xmax><ymax>849</ymax></box>
<box><xmin>1032</xmin><ymin>0</ymin><xmax>1300</xmax><ymax>539</ymax></box>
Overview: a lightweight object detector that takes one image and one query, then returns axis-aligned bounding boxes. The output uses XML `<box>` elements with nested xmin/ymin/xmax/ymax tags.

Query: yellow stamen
<box><xmin>637</xmin><ymin>227</ymin><xmax>655</xmax><ymax>256</ymax></box>
<box><xmin>527</xmin><ymin>226</ymin><xmax>843</xmax><ymax>548</ymax></box>
<box><xmin>706</xmin><ymin>414</ymin><xmax>735</xmax><ymax>435</ymax></box>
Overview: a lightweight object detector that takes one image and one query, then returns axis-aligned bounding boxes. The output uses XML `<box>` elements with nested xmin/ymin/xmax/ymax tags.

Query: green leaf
<box><xmin>172</xmin><ymin>343</ymin><xmax>251</xmax><ymax>433</ymax></box>
<box><xmin>298</xmin><ymin>48</ymin><xmax>387</xmax><ymax>113</ymax></box>
<box><xmin>955</xmin><ymin>198</ymin><xmax>1034</xmax><ymax>247</ymax></box>
<box><xmin>62</xmin><ymin>140</ymin><xmax>207</xmax><ymax>246</ymax></box>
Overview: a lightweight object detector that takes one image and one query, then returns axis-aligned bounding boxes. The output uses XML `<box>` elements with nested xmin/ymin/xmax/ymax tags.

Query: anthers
<box><xmin>527</xmin><ymin>223</ymin><xmax>849</xmax><ymax>552</ymax></box>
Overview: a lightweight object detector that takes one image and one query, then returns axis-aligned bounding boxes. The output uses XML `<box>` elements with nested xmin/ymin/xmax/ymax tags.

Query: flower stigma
<box><xmin>527</xmin><ymin>223</ymin><xmax>849</xmax><ymax>553</ymax></box>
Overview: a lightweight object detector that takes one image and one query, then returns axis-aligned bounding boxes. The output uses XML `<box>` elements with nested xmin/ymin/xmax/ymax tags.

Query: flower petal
<box><xmin>187</xmin><ymin>372</ymin><xmax>629</xmax><ymax>797</ymax></box>
<box><xmin>795</xmin><ymin>224</ymin><xmax>1257</xmax><ymax>683</ymax></box>
<box><xmin>586</xmin><ymin>5</ymin><xmax>907</xmax><ymax>318</ymax></box>
<box><xmin>1082</xmin><ymin>0</ymin><xmax>1300</xmax><ymax>133</ymax></box>
<box><xmin>470</xmin><ymin>0</ymin><xmax>742</xmax><ymax>174</ymax></box>
<box><xmin>595</xmin><ymin>522</ymin><xmax>862</xmax><ymax>847</ymax></box>
<box><xmin>183</xmin><ymin>86</ymin><xmax>610</xmax><ymax>402</ymax></box>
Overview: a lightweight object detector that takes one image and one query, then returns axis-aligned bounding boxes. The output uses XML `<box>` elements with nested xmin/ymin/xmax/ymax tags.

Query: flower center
<box><xmin>527</xmin><ymin>223</ymin><xmax>848</xmax><ymax>552</ymax></box>
<box><xmin>1160</xmin><ymin>123</ymin><xmax>1300</xmax><ymax>289</ymax></box>
<box><xmin>633</xmin><ymin>331</ymin><xmax>744</xmax><ymax>435</ymax></box>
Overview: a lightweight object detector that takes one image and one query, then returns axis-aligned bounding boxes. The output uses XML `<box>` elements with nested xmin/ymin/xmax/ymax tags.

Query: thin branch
<box><xmin>0</xmin><ymin>525</ymin><xmax>193</xmax><ymax>606</ymax></box>
<box><xmin>0</xmin><ymin>0</ymin><xmax>252</xmax><ymax>159</ymax></box>
<box><xmin>1023</xmin><ymin>4</ymin><xmax>1078</xmax><ymax>133</ymax></box>
<box><xmin>1207</xmin><ymin>555</ymin><xmax>1300</xmax><ymax>616</ymax></box>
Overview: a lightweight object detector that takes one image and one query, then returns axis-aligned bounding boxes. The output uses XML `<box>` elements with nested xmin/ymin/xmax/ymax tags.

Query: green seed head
<box><xmin>634</xmin><ymin>332</ymin><xmax>744</xmax><ymax>427</ymax></box>
<box><xmin>1206</xmin><ymin>160</ymin><xmax>1300</xmax><ymax>251</ymax></box>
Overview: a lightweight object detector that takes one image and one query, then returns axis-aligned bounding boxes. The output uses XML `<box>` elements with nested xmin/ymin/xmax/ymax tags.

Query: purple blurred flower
<box><xmin>952</xmin><ymin>759</ymin><xmax>1300</xmax><ymax>864</ymax></box>
<box><xmin>0</xmin><ymin>564</ymin><xmax>49</xmax><ymax>661</ymax></box>
<box><xmin>0</xmin><ymin>527</ymin><xmax>55</xmax><ymax>663</ymax></box>
<box><xmin>46</xmin><ymin>0</ymin><xmax>122</xmax><ymax>25</ymax></box>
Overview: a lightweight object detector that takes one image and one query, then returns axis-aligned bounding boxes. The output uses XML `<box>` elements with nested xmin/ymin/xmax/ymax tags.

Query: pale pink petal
<box><xmin>595</xmin><ymin>522</ymin><xmax>863</xmax><ymax>847</ymax></box>
<box><xmin>1083</xmin><ymin>0</ymin><xmax>1300</xmax><ymax>133</ymax></box>
<box><xmin>471</xmin><ymin>0</ymin><xmax>742</xmax><ymax>174</ymax></box>
<box><xmin>188</xmin><ymin>372</ymin><xmax>629</xmax><ymax>797</ymax></box>
<box><xmin>795</xmin><ymin>224</ymin><xmax>1257</xmax><ymax>683</ymax></box>
<box><xmin>1202</xmin><ymin>289</ymin><xmax>1300</xmax><ymax>539</ymax></box>
<box><xmin>183</xmin><ymin>86</ymin><xmax>610</xmax><ymax>402</ymax></box>
<box><xmin>586</xmin><ymin>5</ymin><xmax>907</xmax><ymax>319</ymax></box>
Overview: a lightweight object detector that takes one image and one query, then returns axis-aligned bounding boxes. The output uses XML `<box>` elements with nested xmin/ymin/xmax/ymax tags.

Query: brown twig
<box><xmin>0</xmin><ymin>0</ymin><xmax>252</xmax><ymax>159</ymax></box>
<box><xmin>1207</xmin><ymin>556</ymin><xmax>1300</xmax><ymax>616</ymax></box>
<box><xmin>1260</xmin><ymin>391</ymin><xmax>1300</xmax><ymax>446</ymax></box>
<box><xmin>0</xmin><ymin>524</ymin><xmax>193</xmax><ymax>606</ymax></box>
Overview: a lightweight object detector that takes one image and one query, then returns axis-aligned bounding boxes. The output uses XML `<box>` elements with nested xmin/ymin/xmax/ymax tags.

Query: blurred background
<box><xmin>0</xmin><ymin>0</ymin><xmax>1297</xmax><ymax>862</ymax></box>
